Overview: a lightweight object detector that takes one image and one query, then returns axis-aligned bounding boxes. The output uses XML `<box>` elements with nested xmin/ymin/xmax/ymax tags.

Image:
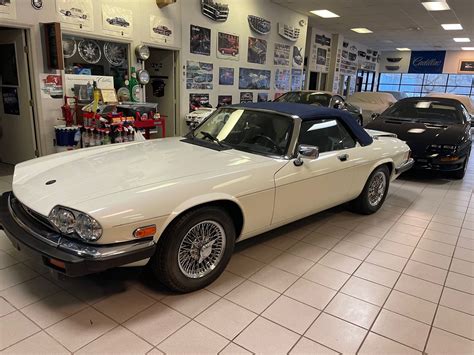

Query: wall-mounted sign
<box><xmin>459</xmin><ymin>60</ymin><xmax>474</xmax><ymax>73</ymax></box>
<box><xmin>43</xmin><ymin>22</ymin><xmax>64</xmax><ymax>70</ymax></box>
<box><xmin>408</xmin><ymin>51</ymin><xmax>446</xmax><ymax>74</ymax></box>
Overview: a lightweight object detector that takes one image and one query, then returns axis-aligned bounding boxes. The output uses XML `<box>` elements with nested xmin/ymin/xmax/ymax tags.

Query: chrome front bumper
<box><xmin>0</xmin><ymin>192</ymin><xmax>156</xmax><ymax>276</ymax></box>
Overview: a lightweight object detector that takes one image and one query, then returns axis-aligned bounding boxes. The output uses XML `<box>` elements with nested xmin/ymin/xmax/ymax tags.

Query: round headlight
<box><xmin>75</xmin><ymin>213</ymin><xmax>102</xmax><ymax>241</ymax></box>
<box><xmin>49</xmin><ymin>207</ymin><xmax>75</xmax><ymax>234</ymax></box>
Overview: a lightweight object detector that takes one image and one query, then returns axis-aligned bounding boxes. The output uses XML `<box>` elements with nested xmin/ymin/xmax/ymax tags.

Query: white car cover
<box><xmin>347</xmin><ymin>92</ymin><xmax>397</xmax><ymax>123</ymax></box>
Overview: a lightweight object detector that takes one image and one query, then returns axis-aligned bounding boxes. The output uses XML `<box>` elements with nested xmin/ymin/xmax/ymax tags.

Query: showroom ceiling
<box><xmin>271</xmin><ymin>0</ymin><xmax>474</xmax><ymax>50</ymax></box>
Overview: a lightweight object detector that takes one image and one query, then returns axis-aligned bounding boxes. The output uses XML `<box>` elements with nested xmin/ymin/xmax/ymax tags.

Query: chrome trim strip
<box><xmin>395</xmin><ymin>158</ymin><xmax>414</xmax><ymax>174</ymax></box>
<box><xmin>8</xmin><ymin>194</ymin><xmax>60</xmax><ymax>247</ymax></box>
<box><xmin>58</xmin><ymin>239</ymin><xmax>155</xmax><ymax>259</ymax></box>
<box><xmin>286</xmin><ymin>116</ymin><xmax>302</xmax><ymax>159</ymax></box>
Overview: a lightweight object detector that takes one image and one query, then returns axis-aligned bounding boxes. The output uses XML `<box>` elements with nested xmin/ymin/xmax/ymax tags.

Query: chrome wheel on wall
<box><xmin>178</xmin><ymin>220</ymin><xmax>226</xmax><ymax>279</ymax></box>
<box><xmin>149</xmin><ymin>206</ymin><xmax>236</xmax><ymax>293</ymax></box>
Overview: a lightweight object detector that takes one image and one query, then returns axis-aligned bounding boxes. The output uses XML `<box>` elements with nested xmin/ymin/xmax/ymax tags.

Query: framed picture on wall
<box><xmin>217</xmin><ymin>32</ymin><xmax>239</xmax><ymax>60</ymax></box>
<box><xmin>247</xmin><ymin>37</ymin><xmax>267</xmax><ymax>64</ymax></box>
<box><xmin>459</xmin><ymin>60</ymin><xmax>474</xmax><ymax>73</ymax></box>
<box><xmin>219</xmin><ymin>67</ymin><xmax>234</xmax><ymax>85</ymax></box>
<box><xmin>190</xmin><ymin>25</ymin><xmax>211</xmax><ymax>56</ymax></box>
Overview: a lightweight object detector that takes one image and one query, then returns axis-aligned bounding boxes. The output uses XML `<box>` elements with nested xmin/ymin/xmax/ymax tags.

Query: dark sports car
<box><xmin>274</xmin><ymin>91</ymin><xmax>363</xmax><ymax>125</ymax></box>
<box><xmin>106</xmin><ymin>17</ymin><xmax>129</xmax><ymax>27</ymax></box>
<box><xmin>366</xmin><ymin>97</ymin><xmax>472</xmax><ymax>179</ymax></box>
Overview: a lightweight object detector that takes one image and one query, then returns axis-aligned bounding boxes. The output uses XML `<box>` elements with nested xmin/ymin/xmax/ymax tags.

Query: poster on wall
<box><xmin>293</xmin><ymin>47</ymin><xmax>303</xmax><ymax>67</ymax></box>
<box><xmin>219</xmin><ymin>67</ymin><xmax>234</xmax><ymax>85</ymax></box>
<box><xmin>275</xmin><ymin>69</ymin><xmax>290</xmax><ymax>91</ymax></box>
<box><xmin>150</xmin><ymin>16</ymin><xmax>174</xmax><ymax>45</ymax></box>
<box><xmin>240</xmin><ymin>92</ymin><xmax>253</xmax><ymax>103</ymax></box>
<box><xmin>315</xmin><ymin>34</ymin><xmax>331</xmax><ymax>46</ymax></box>
<box><xmin>64</xmin><ymin>74</ymin><xmax>114</xmax><ymax>97</ymax></box>
<box><xmin>2</xmin><ymin>87</ymin><xmax>19</xmax><ymax>115</ymax></box>
<box><xmin>217</xmin><ymin>32</ymin><xmax>239</xmax><ymax>60</ymax></box>
<box><xmin>56</xmin><ymin>0</ymin><xmax>94</xmax><ymax>32</ymax></box>
<box><xmin>291</xmin><ymin>69</ymin><xmax>303</xmax><ymax>91</ymax></box>
<box><xmin>190</xmin><ymin>25</ymin><xmax>211</xmax><ymax>56</ymax></box>
<box><xmin>408</xmin><ymin>51</ymin><xmax>446</xmax><ymax>74</ymax></box>
<box><xmin>239</xmin><ymin>68</ymin><xmax>271</xmax><ymax>90</ymax></box>
<box><xmin>273</xmin><ymin>43</ymin><xmax>290</xmax><ymax>66</ymax></box>
<box><xmin>0</xmin><ymin>0</ymin><xmax>16</xmax><ymax>20</ymax></box>
<box><xmin>217</xmin><ymin>95</ymin><xmax>232</xmax><ymax>107</ymax></box>
<box><xmin>459</xmin><ymin>60</ymin><xmax>474</xmax><ymax>73</ymax></box>
<box><xmin>248</xmin><ymin>37</ymin><xmax>267</xmax><ymax>65</ymax></box>
<box><xmin>257</xmin><ymin>93</ymin><xmax>268</xmax><ymax>102</ymax></box>
<box><xmin>39</xmin><ymin>74</ymin><xmax>63</xmax><ymax>99</ymax></box>
<box><xmin>186</xmin><ymin>61</ymin><xmax>213</xmax><ymax>90</ymax></box>
<box><xmin>189</xmin><ymin>93</ymin><xmax>210</xmax><ymax>112</ymax></box>
<box><xmin>316</xmin><ymin>48</ymin><xmax>327</xmax><ymax>65</ymax></box>
<box><xmin>102</xmin><ymin>5</ymin><xmax>133</xmax><ymax>37</ymax></box>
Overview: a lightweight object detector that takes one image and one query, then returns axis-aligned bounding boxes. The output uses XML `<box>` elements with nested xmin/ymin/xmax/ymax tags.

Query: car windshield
<box><xmin>382</xmin><ymin>100</ymin><xmax>464</xmax><ymax>124</ymax></box>
<box><xmin>274</xmin><ymin>92</ymin><xmax>331</xmax><ymax>107</ymax></box>
<box><xmin>189</xmin><ymin>108</ymin><xmax>293</xmax><ymax>157</ymax></box>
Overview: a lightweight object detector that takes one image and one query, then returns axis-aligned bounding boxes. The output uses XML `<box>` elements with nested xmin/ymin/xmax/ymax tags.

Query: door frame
<box><xmin>142</xmin><ymin>43</ymin><xmax>180</xmax><ymax>137</ymax></box>
<box><xmin>0</xmin><ymin>24</ymin><xmax>40</xmax><ymax>159</ymax></box>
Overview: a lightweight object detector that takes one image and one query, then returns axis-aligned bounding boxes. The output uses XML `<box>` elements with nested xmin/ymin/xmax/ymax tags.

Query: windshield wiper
<box><xmin>200</xmin><ymin>131</ymin><xmax>225</xmax><ymax>148</ymax></box>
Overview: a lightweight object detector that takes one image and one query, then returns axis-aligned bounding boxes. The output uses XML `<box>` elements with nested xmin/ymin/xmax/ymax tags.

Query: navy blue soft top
<box><xmin>231</xmin><ymin>102</ymin><xmax>373</xmax><ymax>146</ymax></box>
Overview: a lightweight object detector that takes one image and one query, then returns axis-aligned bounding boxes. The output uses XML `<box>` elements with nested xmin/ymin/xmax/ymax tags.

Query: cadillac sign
<box><xmin>408</xmin><ymin>51</ymin><xmax>446</xmax><ymax>74</ymax></box>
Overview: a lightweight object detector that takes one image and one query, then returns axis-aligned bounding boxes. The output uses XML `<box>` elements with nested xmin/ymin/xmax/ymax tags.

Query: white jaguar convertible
<box><xmin>0</xmin><ymin>103</ymin><xmax>413</xmax><ymax>292</ymax></box>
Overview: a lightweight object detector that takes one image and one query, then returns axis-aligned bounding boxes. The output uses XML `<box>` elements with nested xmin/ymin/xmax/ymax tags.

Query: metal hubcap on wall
<box><xmin>178</xmin><ymin>220</ymin><xmax>226</xmax><ymax>279</ymax></box>
<box><xmin>368</xmin><ymin>171</ymin><xmax>386</xmax><ymax>207</ymax></box>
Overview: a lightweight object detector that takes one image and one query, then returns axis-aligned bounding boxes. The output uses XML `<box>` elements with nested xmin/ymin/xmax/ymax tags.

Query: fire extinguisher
<box><xmin>61</xmin><ymin>96</ymin><xmax>75</xmax><ymax>127</ymax></box>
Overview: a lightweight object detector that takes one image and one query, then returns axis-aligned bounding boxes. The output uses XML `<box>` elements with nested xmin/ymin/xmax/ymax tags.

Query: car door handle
<box><xmin>338</xmin><ymin>153</ymin><xmax>349</xmax><ymax>161</ymax></box>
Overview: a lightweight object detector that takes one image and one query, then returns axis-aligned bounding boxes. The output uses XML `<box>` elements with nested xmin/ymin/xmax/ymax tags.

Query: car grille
<box><xmin>15</xmin><ymin>197</ymin><xmax>56</xmax><ymax>233</ymax></box>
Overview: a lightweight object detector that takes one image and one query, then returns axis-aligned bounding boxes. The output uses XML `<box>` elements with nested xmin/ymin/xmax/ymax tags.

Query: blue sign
<box><xmin>408</xmin><ymin>51</ymin><xmax>446</xmax><ymax>73</ymax></box>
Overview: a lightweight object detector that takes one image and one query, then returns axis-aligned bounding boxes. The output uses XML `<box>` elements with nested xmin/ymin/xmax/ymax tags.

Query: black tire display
<box><xmin>149</xmin><ymin>206</ymin><xmax>236</xmax><ymax>293</ymax></box>
<box><xmin>350</xmin><ymin>165</ymin><xmax>390</xmax><ymax>214</ymax></box>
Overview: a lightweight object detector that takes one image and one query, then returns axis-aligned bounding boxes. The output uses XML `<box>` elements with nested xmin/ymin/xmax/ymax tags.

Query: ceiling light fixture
<box><xmin>421</xmin><ymin>1</ymin><xmax>450</xmax><ymax>11</ymax></box>
<box><xmin>396</xmin><ymin>48</ymin><xmax>411</xmax><ymax>51</ymax></box>
<box><xmin>453</xmin><ymin>38</ymin><xmax>470</xmax><ymax>42</ymax></box>
<box><xmin>461</xmin><ymin>47</ymin><xmax>474</xmax><ymax>50</ymax></box>
<box><xmin>310</xmin><ymin>9</ymin><xmax>340</xmax><ymax>18</ymax></box>
<box><xmin>351</xmin><ymin>28</ymin><xmax>373</xmax><ymax>34</ymax></box>
<box><xmin>441</xmin><ymin>23</ymin><xmax>463</xmax><ymax>30</ymax></box>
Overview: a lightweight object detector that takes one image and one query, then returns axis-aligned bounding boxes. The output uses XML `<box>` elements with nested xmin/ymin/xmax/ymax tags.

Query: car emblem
<box><xmin>45</xmin><ymin>180</ymin><xmax>56</xmax><ymax>185</ymax></box>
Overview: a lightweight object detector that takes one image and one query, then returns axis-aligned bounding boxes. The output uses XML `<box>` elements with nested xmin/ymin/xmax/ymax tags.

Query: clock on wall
<box><xmin>31</xmin><ymin>0</ymin><xmax>43</xmax><ymax>10</ymax></box>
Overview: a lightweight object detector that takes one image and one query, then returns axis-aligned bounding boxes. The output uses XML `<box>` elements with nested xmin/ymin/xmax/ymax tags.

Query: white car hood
<box><xmin>13</xmin><ymin>137</ymin><xmax>273</xmax><ymax>215</ymax></box>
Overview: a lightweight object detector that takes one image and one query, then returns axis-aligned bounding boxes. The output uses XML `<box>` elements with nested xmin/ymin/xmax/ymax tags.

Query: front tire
<box><xmin>349</xmin><ymin>165</ymin><xmax>390</xmax><ymax>214</ymax></box>
<box><xmin>148</xmin><ymin>206</ymin><xmax>236</xmax><ymax>293</ymax></box>
<box><xmin>451</xmin><ymin>154</ymin><xmax>469</xmax><ymax>180</ymax></box>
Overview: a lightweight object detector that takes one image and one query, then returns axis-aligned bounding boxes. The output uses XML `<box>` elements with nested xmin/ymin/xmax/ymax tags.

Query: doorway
<box><xmin>0</xmin><ymin>28</ymin><xmax>37</xmax><ymax>165</ymax></box>
<box><xmin>308</xmin><ymin>71</ymin><xmax>328</xmax><ymax>91</ymax></box>
<box><xmin>339</xmin><ymin>75</ymin><xmax>351</xmax><ymax>97</ymax></box>
<box><xmin>144</xmin><ymin>47</ymin><xmax>178</xmax><ymax>137</ymax></box>
<box><xmin>356</xmin><ymin>69</ymin><xmax>375</xmax><ymax>92</ymax></box>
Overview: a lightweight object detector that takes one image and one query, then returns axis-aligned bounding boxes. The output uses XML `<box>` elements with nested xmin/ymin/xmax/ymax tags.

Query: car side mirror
<box><xmin>333</xmin><ymin>101</ymin><xmax>344</xmax><ymax>109</ymax></box>
<box><xmin>294</xmin><ymin>144</ymin><xmax>319</xmax><ymax>166</ymax></box>
<box><xmin>371</xmin><ymin>112</ymin><xmax>380</xmax><ymax>120</ymax></box>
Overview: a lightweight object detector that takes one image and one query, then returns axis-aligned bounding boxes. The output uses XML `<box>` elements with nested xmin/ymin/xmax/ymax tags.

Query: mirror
<box><xmin>294</xmin><ymin>144</ymin><xmax>319</xmax><ymax>166</ymax></box>
<box><xmin>371</xmin><ymin>112</ymin><xmax>380</xmax><ymax>120</ymax></box>
<box><xmin>333</xmin><ymin>101</ymin><xmax>344</xmax><ymax>109</ymax></box>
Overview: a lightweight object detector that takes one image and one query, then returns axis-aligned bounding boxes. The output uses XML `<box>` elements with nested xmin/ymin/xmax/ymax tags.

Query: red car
<box><xmin>219</xmin><ymin>47</ymin><xmax>238</xmax><ymax>56</ymax></box>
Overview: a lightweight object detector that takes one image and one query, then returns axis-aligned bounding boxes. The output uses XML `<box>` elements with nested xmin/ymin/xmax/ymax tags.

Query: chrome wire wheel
<box><xmin>368</xmin><ymin>171</ymin><xmax>386</xmax><ymax>207</ymax></box>
<box><xmin>178</xmin><ymin>220</ymin><xmax>226</xmax><ymax>279</ymax></box>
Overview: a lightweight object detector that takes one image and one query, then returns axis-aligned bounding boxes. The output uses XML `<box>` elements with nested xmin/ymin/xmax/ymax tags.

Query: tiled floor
<box><xmin>0</xmin><ymin>159</ymin><xmax>473</xmax><ymax>354</ymax></box>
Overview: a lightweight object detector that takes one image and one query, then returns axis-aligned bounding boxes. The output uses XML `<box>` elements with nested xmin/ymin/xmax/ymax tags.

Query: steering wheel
<box><xmin>250</xmin><ymin>134</ymin><xmax>281</xmax><ymax>153</ymax></box>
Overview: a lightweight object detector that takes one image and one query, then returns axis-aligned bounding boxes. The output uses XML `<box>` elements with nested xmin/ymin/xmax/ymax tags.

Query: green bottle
<box><xmin>128</xmin><ymin>67</ymin><xmax>140</xmax><ymax>102</ymax></box>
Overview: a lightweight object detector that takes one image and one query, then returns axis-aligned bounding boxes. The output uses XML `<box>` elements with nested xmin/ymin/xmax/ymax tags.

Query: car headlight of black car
<box><xmin>430</xmin><ymin>144</ymin><xmax>458</xmax><ymax>152</ymax></box>
<box><xmin>49</xmin><ymin>206</ymin><xmax>103</xmax><ymax>241</ymax></box>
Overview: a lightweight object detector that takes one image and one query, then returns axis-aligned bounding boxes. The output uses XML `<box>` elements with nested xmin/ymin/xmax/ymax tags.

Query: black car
<box><xmin>274</xmin><ymin>91</ymin><xmax>364</xmax><ymax>125</ymax></box>
<box><xmin>366</xmin><ymin>97</ymin><xmax>471</xmax><ymax>179</ymax></box>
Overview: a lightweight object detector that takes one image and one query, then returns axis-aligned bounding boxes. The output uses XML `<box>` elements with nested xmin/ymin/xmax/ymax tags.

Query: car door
<box><xmin>272</xmin><ymin>117</ymin><xmax>367</xmax><ymax>225</ymax></box>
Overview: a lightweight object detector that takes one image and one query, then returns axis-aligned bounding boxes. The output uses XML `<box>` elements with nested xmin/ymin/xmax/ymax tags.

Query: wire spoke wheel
<box><xmin>178</xmin><ymin>220</ymin><xmax>226</xmax><ymax>279</ymax></box>
<box><xmin>368</xmin><ymin>171</ymin><xmax>386</xmax><ymax>207</ymax></box>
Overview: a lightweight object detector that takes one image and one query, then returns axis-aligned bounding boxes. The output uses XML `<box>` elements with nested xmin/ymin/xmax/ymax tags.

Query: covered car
<box><xmin>347</xmin><ymin>92</ymin><xmax>397</xmax><ymax>124</ymax></box>
<box><xmin>426</xmin><ymin>92</ymin><xmax>474</xmax><ymax>115</ymax></box>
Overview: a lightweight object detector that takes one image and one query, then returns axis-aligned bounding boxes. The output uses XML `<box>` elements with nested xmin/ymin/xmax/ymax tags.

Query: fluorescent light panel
<box><xmin>396</xmin><ymin>48</ymin><xmax>411</xmax><ymax>51</ymax></box>
<box><xmin>441</xmin><ymin>23</ymin><xmax>463</xmax><ymax>30</ymax></box>
<box><xmin>351</xmin><ymin>28</ymin><xmax>373</xmax><ymax>34</ymax></box>
<box><xmin>421</xmin><ymin>1</ymin><xmax>450</xmax><ymax>11</ymax></box>
<box><xmin>462</xmin><ymin>47</ymin><xmax>474</xmax><ymax>50</ymax></box>
<box><xmin>310</xmin><ymin>9</ymin><xmax>340</xmax><ymax>18</ymax></box>
<box><xmin>453</xmin><ymin>38</ymin><xmax>470</xmax><ymax>42</ymax></box>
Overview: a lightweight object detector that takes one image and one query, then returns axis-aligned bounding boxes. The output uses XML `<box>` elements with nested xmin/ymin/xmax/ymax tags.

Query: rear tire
<box><xmin>349</xmin><ymin>165</ymin><xmax>390</xmax><ymax>214</ymax></box>
<box><xmin>148</xmin><ymin>206</ymin><xmax>236</xmax><ymax>293</ymax></box>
